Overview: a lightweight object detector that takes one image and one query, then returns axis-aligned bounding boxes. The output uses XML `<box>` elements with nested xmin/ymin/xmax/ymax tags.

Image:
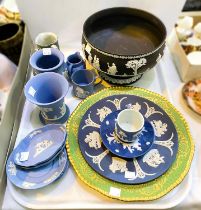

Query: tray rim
<box><xmin>66</xmin><ymin>86</ymin><xmax>195</xmax><ymax>201</ymax></box>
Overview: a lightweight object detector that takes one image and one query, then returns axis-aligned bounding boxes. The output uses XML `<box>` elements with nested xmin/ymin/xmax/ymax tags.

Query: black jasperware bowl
<box><xmin>82</xmin><ymin>7</ymin><xmax>167</xmax><ymax>85</ymax></box>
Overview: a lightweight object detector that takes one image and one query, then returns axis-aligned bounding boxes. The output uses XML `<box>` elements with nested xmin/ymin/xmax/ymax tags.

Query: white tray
<box><xmin>6</xmin><ymin>48</ymin><xmax>193</xmax><ymax>209</ymax></box>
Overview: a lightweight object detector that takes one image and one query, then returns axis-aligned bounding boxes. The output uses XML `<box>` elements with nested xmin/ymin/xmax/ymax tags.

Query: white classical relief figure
<box><xmin>109</xmin><ymin>157</ymin><xmax>128</xmax><ymax>173</ymax></box>
<box><xmin>84</xmin><ymin>131</ymin><xmax>102</xmax><ymax>149</ymax></box>
<box><xmin>143</xmin><ymin>149</ymin><xmax>165</xmax><ymax>168</ymax></box>
<box><xmin>107</xmin><ymin>63</ymin><xmax>118</xmax><ymax>75</ymax></box>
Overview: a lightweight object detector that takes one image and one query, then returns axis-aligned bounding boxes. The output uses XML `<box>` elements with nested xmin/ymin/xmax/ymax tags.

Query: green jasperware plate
<box><xmin>66</xmin><ymin>87</ymin><xmax>194</xmax><ymax>201</ymax></box>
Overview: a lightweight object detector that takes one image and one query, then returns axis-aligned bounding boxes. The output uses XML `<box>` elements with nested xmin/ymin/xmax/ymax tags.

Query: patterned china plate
<box><xmin>182</xmin><ymin>78</ymin><xmax>201</xmax><ymax>115</ymax></box>
<box><xmin>14</xmin><ymin>124</ymin><xmax>66</xmax><ymax>168</ymax></box>
<box><xmin>6</xmin><ymin>149</ymin><xmax>69</xmax><ymax>189</ymax></box>
<box><xmin>100</xmin><ymin>110</ymin><xmax>155</xmax><ymax>159</ymax></box>
<box><xmin>78</xmin><ymin>94</ymin><xmax>178</xmax><ymax>184</ymax></box>
<box><xmin>67</xmin><ymin>87</ymin><xmax>194</xmax><ymax>201</ymax></box>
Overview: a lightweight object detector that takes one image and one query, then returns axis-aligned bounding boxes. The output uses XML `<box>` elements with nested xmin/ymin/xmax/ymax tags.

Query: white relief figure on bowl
<box><xmin>107</xmin><ymin>62</ymin><xmax>118</xmax><ymax>75</ymax></box>
<box><xmin>142</xmin><ymin>149</ymin><xmax>165</xmax><ymax>168</ymax></box>
<box><xmin>96</xmin><ymin>106</ymin><xmax>112</xmax><ymax>122</ymax></box>
<box><xmin>156</xmin><ymin>53</ymin><xmax>162</xmax><ymax>63</ymax></box>
<box><xmin>109</xmin><ymin>157</ymin><xmax>128</xmax><ymax>173</ymax></box>
<box><xmin>151</xmin><ymin>120</ymin><xmax>167</xmax><ymax>137</ymax></box>
<box><xmin>93</xmin><ymin>55</ymin><xmax>100</xmax><ymax>70</ymax></box>
<box><xmin>84</xmin><ymin>131</ymin><xmax>102</xmax><ymax>149</ymax></box>
<box><xmin>126</xmin><ymin>58</ymin><xmax>147</xmax><ymax>75</ymax></box>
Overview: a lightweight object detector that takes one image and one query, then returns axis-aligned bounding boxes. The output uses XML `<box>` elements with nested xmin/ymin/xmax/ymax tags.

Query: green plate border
<box><xmin>66</xmin><ymin>87</ymin><xmax>194</xmax><ymax>201</ymax></box>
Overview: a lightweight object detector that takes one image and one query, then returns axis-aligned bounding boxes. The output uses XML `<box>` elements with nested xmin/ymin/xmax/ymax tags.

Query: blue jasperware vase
<box><xmin>29</xmin><ymin>48</ymin><xmax>65</xmax><ymax>75</ymax></box>
<box><xmin>24</xmin><ymin>72</ymin><xmax>69</xmax><ymax>124</ymax></box>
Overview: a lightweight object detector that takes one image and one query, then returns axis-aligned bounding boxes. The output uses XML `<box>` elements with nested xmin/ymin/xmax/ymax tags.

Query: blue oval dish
<box><xmin>6</xmin><ymin>149</ymin><xmax>69</xmax><ymax>189</ymax></box>
<box><xmin>14</xmin><ymin>124</ymin><xmax>66</xmax><ymax>168</ymax></box>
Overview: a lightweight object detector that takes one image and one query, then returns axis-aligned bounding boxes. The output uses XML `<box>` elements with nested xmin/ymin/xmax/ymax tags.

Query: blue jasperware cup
<box><xmin>115</xmin><ymin>109</ymin><xmax>145</xmax><ymax>143</ymax></box>
<box><xmin>24</xmin><ymin>72</ymin><xmax>69</xmax><ymax>124</ymax></box>
<box><xmin>29</xmin><ymin>48</ymin><xmax>65</xmax><ymax>75</ymax></box>
<box><xmin>66</xmin><ymin>52</ymin><xmax>85</xmax><ymax>77</ymax></box>
<box><xmin>71</xmin><ymin>70</ymin><xmax>101</xmax><ymax>99</ymax></box>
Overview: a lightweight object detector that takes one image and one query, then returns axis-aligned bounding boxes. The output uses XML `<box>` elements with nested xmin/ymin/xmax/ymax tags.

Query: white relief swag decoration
<box><xmin>109</xmin><ymin>157</ymin><xmax>128</xmax><ymax>173</ymax></box>
<box><xmin>126</xmin><ymin>58</ymin><xmax>147</xmax><ymax>75</ymax></box>
<box><xmin>96</xmin><ymin>106</ymin><xmax>112</xmax><ymax>122</ymax></box>
<box><xmin>85</xmin><ymin>131</ymin><xmax>102</xmax><ymax>149</ymax></box>
<box><xmin>143</xmin><ymin>149</ymin><xmax>165</xmax><ymax>168</ymax></box>
<box><xmin>34</xmin><ymin>140</ymin><xmax>53</xmax><ymax>158</ymax></box>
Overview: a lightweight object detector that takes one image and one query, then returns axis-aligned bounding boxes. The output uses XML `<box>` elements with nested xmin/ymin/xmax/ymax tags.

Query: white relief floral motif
<box><xmin>107</xmin><ymin>63</ymin><xmax>118</xmax><ymax>75</ymax></box>
<box><xmin>59</xmin><ymin>102</ymin><xmax>66</xmax><ymax>117</ymax></box>
<box><xmin>96</xmin><ymin>106</ymin><xmax>112</xmax><ymax>122</ymax></box>
<box><xmin>106</xmin><ymin>132</ymin><xmax>142</xmax><ymax>153</ymax></box>
<box><xmin>88</xmin><ymin>54</ymin><xmax>93</xmax><ymax>64</ymax></box>
<box><xmin>99</xmin><ymin>72</ymin><xmax>142</xmax><ymax>84</ymax></box>
<box><xmin>151</xmin><ymin>120</ymin><xmax>167</xmax><ymax>137</ymax></box>
<box><xmin>109</xmin><ymin>157</ymin><xmax>128</xmax><ymax>173</ymax></box>
<box><xmin>142</xmin><ymin>149</ymin><xmax>165</xmax><ymax>168</ymax></box>
<box><xmin>85</xmin><ymin>150</ymin><xmax>109</xmax><ymax>171</ymax></box>
<box><xmin>144</xmin><ymin>102</ymin><xmax>163</xmax><ymax>118</ymax></box>
<box><xmin>93</xmin><ymin>55</ymin><xmax>100</xmax><ymax>70</ymax></box>
<box><xmin>85</xmin><ymin>131</ymin><xmax>102</xmax><ymax>149</ymax></box>
<box><xmin>85</xmin><ymin>43</ymin><xmax>92</xmax><ymax>54</ymax></box>
<box><xmin>7</xmin><ymin>161</ymin><xmax>16</xmax><ymax>176</ymax></box>
<box><xmin>126</xmin><ymin>58</ymin><xmax>147</xmax><ymax>75</ymax></box>
<box><xmin>34</xmin><ymin>140</ymin><xmax>53</xmax><ymax>158</ymax></box>
<box><xmin>106</xmin><ymin>97</ymin><xmax>127</xmax><ymax>110</ymax></box>
<box><xmin>75</xmin><ymin>86</ymin><xmax>90</xmax><ymax>99</ymax></box>
<box><xmin>126</xmin><ymin>102</ymin><xmax>141</xmax><ymax>112</ymax></box>
<box><xmin>22</xmin><ymin>182</ymin><xmax>36</xmax><ymax>188</ymax></box>
<box><xmin>154</xmin><ymin>133</ymin><xmax>174</xmax><ymax>156</ymax></box>
<box><xmin>82</xmin><ymin>113</ymin><xmax>100</xmax><ymax>129</ymax></box>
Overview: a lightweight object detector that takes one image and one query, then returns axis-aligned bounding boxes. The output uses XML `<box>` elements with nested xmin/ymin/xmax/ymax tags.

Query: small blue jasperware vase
<box><xmin>66</xmin><ymin>52</ymin><xmax>85</xmax><ymax>77</ymax></box>
<box><xmin>24</xmin><ymin>72</ymin><xmax>69</xmax><ymax>124</ymax></box>
<box><xmin>29</xmin><ymin>48</ymin><xmax>65</xmax><ymax>75</ymax></box>
<box><xmin>115</xmin><ymin>109</ymin><xmax>144</xmax><ymax>143</ymax></box>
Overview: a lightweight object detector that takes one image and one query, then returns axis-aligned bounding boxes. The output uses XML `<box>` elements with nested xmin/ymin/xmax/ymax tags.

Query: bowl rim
<box><xmin>82</xmin><ymin>7</ymin><xmax>167</xmax><ymax>59</ymax></box>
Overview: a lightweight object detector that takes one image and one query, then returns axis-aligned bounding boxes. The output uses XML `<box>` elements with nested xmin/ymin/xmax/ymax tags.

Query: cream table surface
<box><xmin>2</xmin><ymin>46</ymin><xmax>200</xmax><ymax>210</ymax></box>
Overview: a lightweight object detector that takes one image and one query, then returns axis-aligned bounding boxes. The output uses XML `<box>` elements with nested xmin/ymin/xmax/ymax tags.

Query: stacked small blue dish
<box><xmin>6</xmin><ymin>124</ymin><xmax>69</xmax><ymax>189</ymax></box>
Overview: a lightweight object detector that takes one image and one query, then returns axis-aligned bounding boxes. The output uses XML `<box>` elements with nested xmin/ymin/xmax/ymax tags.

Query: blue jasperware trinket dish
<box><xmin>100</xmin><ymin>110</ymin><xmax>155</xmax><ymax>159</ymax></box>
<box><xmin>14</xmin><ymin>124</ymin><xmax>66</xmax><ymax>168</ymax></box>
<box><xmin>6</xmin><ymin>149</ymin><xmax>69</xmax><ymax>189</ymax></box>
